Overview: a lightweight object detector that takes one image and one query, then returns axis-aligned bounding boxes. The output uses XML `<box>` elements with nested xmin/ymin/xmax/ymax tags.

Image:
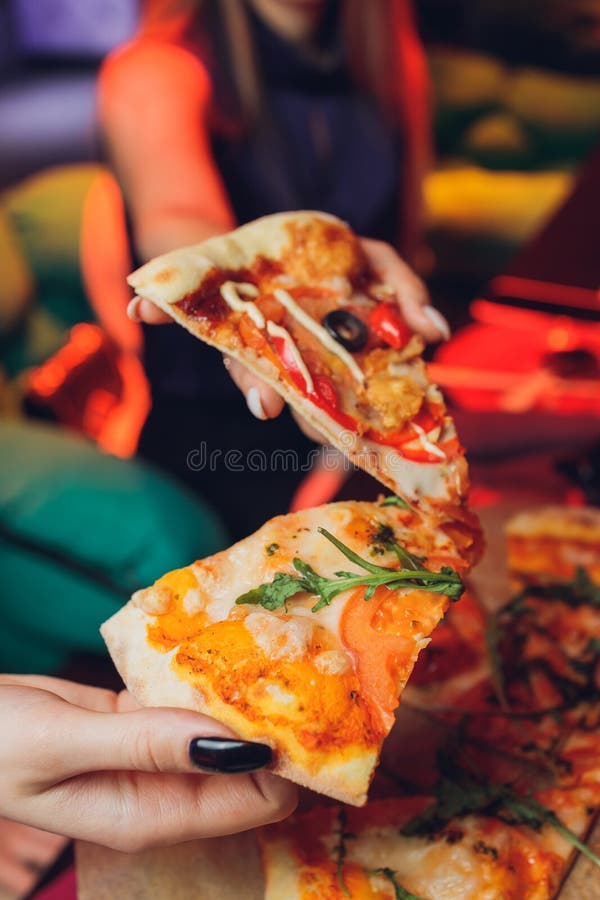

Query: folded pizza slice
<box><xmin>101</xmin><ymin>499</ymin><xmax>479</xmax><ymax>806</ymax></box>
<box><xmin>127</xmin><ymin>211</ymin><xmax>468</xmax><ymax>508</ymax></box>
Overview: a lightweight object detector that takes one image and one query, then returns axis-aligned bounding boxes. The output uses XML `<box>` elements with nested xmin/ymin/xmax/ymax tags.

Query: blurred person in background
<box><xmin>97</xmin><ymin>0</ymin><xmax>450</xmax><ymax>538</ymax></box>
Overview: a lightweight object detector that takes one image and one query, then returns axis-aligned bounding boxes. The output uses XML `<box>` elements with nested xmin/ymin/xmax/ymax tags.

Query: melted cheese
<box><xmin>220</xmin><ymin>280</ymin><xmax>265</xmax><ymax>328</ymax></box>
<box><xmin>359</xmin><ymin>437</ymin><xmax>450</xmax><ymax>499</ymax></box>
<box><xmin>266</xmin><ymin>320</ymin><xmax>315</xmax><ymax>393</ymax></box>
<box><xmin>244</xmin><ymin>611</ymin><xmax>313</xmax><ymax>661</ymax></box>
<box><xmin>273</xmin><ymin>287</ymin><xmax>365</xmax><ymax>385</ymax></box>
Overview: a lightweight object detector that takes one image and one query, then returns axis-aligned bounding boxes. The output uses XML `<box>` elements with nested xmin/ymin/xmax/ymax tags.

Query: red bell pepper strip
<box><xmin>369</xmin><ymin>304</ymin><xmax>412</xmax><ymax>350</ymax></box>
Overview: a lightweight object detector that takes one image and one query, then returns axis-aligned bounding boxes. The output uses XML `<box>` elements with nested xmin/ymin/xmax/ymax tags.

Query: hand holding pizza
<box><xmin>0</xmin><ymin>675</ymin><xmax>296</xmax><ymax>853</ymax></box>
<box><xmin>128</xmin><ymin>235</ymin><xmax>450</xmax><ymax>423</ymax></box>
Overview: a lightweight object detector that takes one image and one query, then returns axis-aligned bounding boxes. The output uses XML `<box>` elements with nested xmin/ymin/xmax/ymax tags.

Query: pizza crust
<box><xmin>128</xmin><ymin>211</ymin><xmax>342</xmax><ymax>307</ymax></box>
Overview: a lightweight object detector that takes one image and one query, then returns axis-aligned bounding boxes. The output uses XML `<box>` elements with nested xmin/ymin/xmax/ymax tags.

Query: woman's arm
<box><xmin>99</xmin><ymin>39</ymin><xmax>236</xmax><ymax>262</ymax></box>
<box><xmin>0</xmin><ymin>675</ymin><xmax>295</xmax><ymax>851</ymax></box>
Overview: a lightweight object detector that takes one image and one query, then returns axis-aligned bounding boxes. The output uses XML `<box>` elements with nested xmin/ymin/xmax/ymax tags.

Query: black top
<box><xmin>139</xmin><ymin>6</ymin><xmax>401</xmax><ymax>537</ymax></box>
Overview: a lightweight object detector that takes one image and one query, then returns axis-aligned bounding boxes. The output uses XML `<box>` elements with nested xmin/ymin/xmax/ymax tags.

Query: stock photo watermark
<box><xmin>186</xmin><ymin>430</ymin><xmax>384</xmax><ymax>474</ymax></box>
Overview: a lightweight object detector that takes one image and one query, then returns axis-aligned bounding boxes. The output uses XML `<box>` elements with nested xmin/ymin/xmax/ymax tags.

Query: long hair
<box><xmin>138</xmin><ymin>0</ymin><xmax>430</xmax><ymax>258</ymax></box>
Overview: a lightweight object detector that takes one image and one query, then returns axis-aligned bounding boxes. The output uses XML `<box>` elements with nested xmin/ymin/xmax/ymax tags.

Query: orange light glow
<box><xmin>546</xmin><ymin>326</ymin><xmax>572</xmax><ymax>352</ymax></box>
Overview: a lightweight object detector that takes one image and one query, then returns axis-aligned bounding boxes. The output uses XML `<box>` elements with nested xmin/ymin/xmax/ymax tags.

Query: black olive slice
<box><xmin>322</xmin><ymin>310</ymin><xmax>368</xmax><ymax>352</ymax></box>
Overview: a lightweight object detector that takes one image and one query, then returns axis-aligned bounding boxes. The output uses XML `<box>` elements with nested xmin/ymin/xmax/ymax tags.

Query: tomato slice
<box><xmin>313</xmin><ymin>374</ymin><xmax>339</xmax><ymax>409</ymax></box>
<box><xmin>340</xmin><ymin>586</ymin><xmax>416</xmax><ymax>733</ymax></box>
<box><xmin>369</xmin><ymin>303</ymin><xmax>412</xmax><ymax>349</ymax></box>
<box><xmin>367</xmin><ymin>407</ymin><xmax>438</xmax><ymax>449</ymax></box>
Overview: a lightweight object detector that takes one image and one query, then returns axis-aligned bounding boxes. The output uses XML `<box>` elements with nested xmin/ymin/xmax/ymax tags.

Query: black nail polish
<box><xmin>189</xmin><ymin>737</ymin><xmax>273</xmax><ymax>773</ymax></box>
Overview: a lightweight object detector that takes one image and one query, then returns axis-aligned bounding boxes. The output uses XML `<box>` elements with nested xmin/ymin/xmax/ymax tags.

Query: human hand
<box><xmin>0</xmin><ymin>675</ymin><xmax>296</xmax><ymax>854</ymax></box>
<box><xmin>127</xmin><ymin>237</ymin><xmax>449</xmax><ymax>428</ymax></box>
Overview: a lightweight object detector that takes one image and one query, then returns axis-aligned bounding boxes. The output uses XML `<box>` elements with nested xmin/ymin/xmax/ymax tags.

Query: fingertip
<box><xmin>252</xmin><ymin>771</ymin><xmax>299</xmax><ymax>822</ymax></box>
<box><xmin>259</xmin><ymin>388</ymin><xmax>285</xmax><ymax>419</ymax></box>
<box><xmin>421</xmin><ymin>305</ymin><xmax>451</xmax><ymax>341</ymax></box>
<box><xmin>136</xmin><ymin>297</ymin><xmax>174</xmax><ymax>325</ymax></box>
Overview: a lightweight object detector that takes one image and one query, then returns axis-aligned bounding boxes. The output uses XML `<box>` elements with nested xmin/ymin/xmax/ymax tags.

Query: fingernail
<box><xmin>246</xmin><ymin>386</ymin><xmax>267</xmax><ymax>420</ymax></box>
<box><xmin>422</xmin><ymin>305</ymin><xmax>450</xmax><ymax>341</ymax></box>
<box><xmin>126</xmin><ymin>297</ymin><xmax>142</xmax><ymax>322</ymax></box>
<box><xmin>223</xmin><ymin>356</ymin><xmax>231</xmax><ymax>371</ymax></box>
<box><xmin>189</xmin><ymin>737</ymin><xmax>273</xmax><ymax>773</ymax></box>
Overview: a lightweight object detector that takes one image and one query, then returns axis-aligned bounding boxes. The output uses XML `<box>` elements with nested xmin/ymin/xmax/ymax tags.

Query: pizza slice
<box><xmin>101</xmin><ymin>498</ymin><xmax>480</xmax><ymax>806</ymax></box>
<box><xmin>127</xmin><ymin>211</ymin><xmax>467</xmax><ymax>508</ymax></box>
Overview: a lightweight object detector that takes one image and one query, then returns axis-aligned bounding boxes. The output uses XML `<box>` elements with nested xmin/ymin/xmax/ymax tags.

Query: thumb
<box><xmin>32</xmin><ymin>703</ymin><xmax>273</xmax><ymax>784</ymax></box>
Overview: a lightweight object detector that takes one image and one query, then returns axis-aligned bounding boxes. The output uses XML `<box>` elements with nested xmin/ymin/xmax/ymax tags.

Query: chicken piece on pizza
<box><xmin>101</xmin><ymin>499</ymin><xmax>479</xmax><ymax>806</ymax></box>
<box><xmin>127</xmin><ymin>211</ymin><xmax>469</xmax><ymax>510</ymax></box>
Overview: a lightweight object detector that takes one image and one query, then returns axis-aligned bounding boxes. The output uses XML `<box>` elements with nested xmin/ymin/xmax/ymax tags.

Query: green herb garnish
<box><xmin>401</xmin><ymin>764</ymin><xmax>600</xmax><ymax>870</ymax></box>
<box><xmin>235</xmin><ymin>527</ymin><xmax>464</xmax><ymax>613</ymax></box>
<box><xmin>380</xmin><ymin>495</ymin><xmax>412</xmax><ymax>510</ymax></box>
<box><xmin>333</xmin><ymin>810</ymin><xmax>354</xmax><ymax>897</ymax></box>
<box><xmin>369</xmin><ymin>868</ymin><xmax>425</xmax><ymax>899</ymax></box>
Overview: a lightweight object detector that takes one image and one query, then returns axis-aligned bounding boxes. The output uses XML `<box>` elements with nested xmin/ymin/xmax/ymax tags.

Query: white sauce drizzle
<box><xmin>410</xmin><ymin>423</ymin><xmax>447</xmax><ymax>459</ymax></box>
<box><xmin>273</xmin><ymin>287</ymin><xmax>365</xmax><ymax>386</ymax></box>
<box><xmin>220</xmin><ymin>281</ymin><xmax>264</xmax><ymax>329</ymax></box>
<box><xmin>266</xmin><ymin>320</ymin><xmax>315</xmax><ymax>393</ymax></box>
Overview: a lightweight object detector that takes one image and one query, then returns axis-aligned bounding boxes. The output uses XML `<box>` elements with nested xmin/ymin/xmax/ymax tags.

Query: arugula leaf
<box><xmin>501</xmin><ymin>795</ymin><xmax>600</xmax><ymax>868</ymax></box>
<box><xmin>401</xmin><ymin>760</ymin><xmax>600</xmax><ymax>870</ymax></box>
<box><xmin>235</xmin><ymin>572</ymin><xmax>308</xmax><ymax>611</ymax></box>
<box><xmin>235</xmin><ymin>528</ymin><xmax>464</xmax><ymax>612</ymax></box>
<box><xmin>369</xmin><ymin>868</ymin><xmax>425</xmax><ymax>900</ymax></box>
<box><xmin>380</xmin><ymin>495</ymin><xmax>412</xmax><ymax>510</ymax></box>
<box><xmin>333</xmin><ymin>810</ymin><xmax>352</xmax><ymax>897</ymax></box>
<box><xmin>513</xmin><ymin>569</ymin><xmax>600</xmax><ymax>610</ymax></box>
<box><xmin>401</xmin><ymin>771</ymin><xmax>503</xmax><ymax>837</ymax></box>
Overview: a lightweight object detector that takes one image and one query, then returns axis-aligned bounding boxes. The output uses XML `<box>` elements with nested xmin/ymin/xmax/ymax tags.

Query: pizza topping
<box><xmin>368</xmin><ymin>867</ymin><xmax>425</xmax><ymax>900</ymax></box>
<box><xmin>235</xmin><ymin>527</ymin><xmax>464</xmax><ymax>614</ymax></box>
<box><xmin>322</xmin><ymin>310</ymin><xmax>368</xmax><ymax>352</ymax></box>
<box><xmin>401</xmin><ymin>759</ymin><xmax>600</xmax><ymax>870</ymax></box>
<box><xmin>314</xmin><ymin>649</ymin><xmax>351</xmax><ymax>675</ymax></box>
<box><xmin>243</xmin><ymin>610</ymin><xmax>313</xmax><ymax>661</ymax></box>
<box><xmin>408</xmin><ymin>423</ymin><xmax>447</xmax><ymax>461</ymax></box>
<box><xmin>273</xmin><ymin>287</ymin><xmax>365</xmax><ymax>385</ymax></box>
<box><xmin>132</xmin><ymin>584</ymin><xmax>172</xmax><ymax>615</ymax></box>
<box><xmin>369</xmin><ymin>304</ymin><xmax>412</xmax><ymax>350</ymax></box>
<box><xmin>220</xmin><ymin>280</ymin><xmax>265</xmax><ymax>328</ymax></box>
<box><xmin>379</xmin><ymin>495</ymin><xmax>412</xmax><ymax>511</ymax></box>
<box><xmin>266</xmin><ymin>320</ymin><xmax>315</xmax><ymax>394</ymax></box>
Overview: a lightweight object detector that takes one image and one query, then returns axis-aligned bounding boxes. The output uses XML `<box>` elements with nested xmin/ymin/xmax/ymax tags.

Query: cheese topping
<box><xmin>314</xmin><ymin>649</ymin><xmax>351</xmax><ymax>675</ymax></box>
<box><xmin>266</xmin><ymin>320</ymin><xmax>315</xmax><ymax>394</ymax></box>
<box><xmin>273</xmin><ymin>287</ymin><xmax>366</xmax><ymax>386</ymax></box>
<box><xmin>132</xmin><ymin>585</ymin><xmax>172</xmax><ymax>615</ymax></box>
<box><xmin>220</xmin><ymin>281</ymin><xmax>265</xmax><ymax>328</ymax></box>
<box><xmin>244</xmin><ymin>610</ymin><xmax>314</xmax><ymax>661</ymax></box>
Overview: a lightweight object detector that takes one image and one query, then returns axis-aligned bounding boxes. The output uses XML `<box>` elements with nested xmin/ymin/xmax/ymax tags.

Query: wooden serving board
<box><xmin>76</xmin><ymin>501</ymin><xmax>600</xmax><ymax>898</ymax></box>
<box><xmin>76</xmin><ymin>831</ymin><xmax>264</xmax><ymax>899</ymax></box>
